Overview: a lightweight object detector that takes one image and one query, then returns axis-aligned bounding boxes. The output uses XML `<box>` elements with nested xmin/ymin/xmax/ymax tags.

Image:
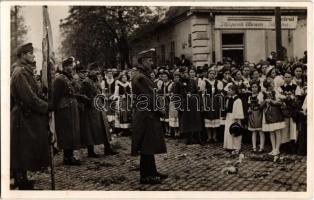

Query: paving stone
<box><xmin>25</xmin><ymin>137</ymin><xmax>307</xmax><ymax>191</ymax></box>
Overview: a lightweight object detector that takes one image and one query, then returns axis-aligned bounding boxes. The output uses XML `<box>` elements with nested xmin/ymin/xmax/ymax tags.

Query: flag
<box><xmin>42</xmin><ymin>5</ymin><xmax>57</xmax><ymax>146</ymax></box>
<box><xmin>42</xmin><ymin>5</ymin><xmax>54</xmax><ymax>90</ymax></box>
<box><xmin>42</xmin><ymin>6</ymin><xmax>57</xmax><ymax>190</ymax></box>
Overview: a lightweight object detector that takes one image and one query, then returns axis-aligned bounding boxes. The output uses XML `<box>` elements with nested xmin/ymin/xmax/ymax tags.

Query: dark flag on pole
<box><xmin>42</xmin><ymin>5</ymin><xmax>56</xmax><ymax>190</ymax></box>
<box><xmin>42</xmin><ymin>5</ymin><xmax>54</xmax><ymax>90</ymax></box>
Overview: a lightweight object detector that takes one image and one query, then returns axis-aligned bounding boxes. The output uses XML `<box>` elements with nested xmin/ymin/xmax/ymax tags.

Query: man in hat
<box><xmin>131</xmin><ymin>55</ymin><xmax>168</xmax><ymax>184</ymax></box>
<box><xmin>50</xmin><ymin>57</ymin><xmax>82</xmax><ymax>165</ymax></box>
<box><xmin>11</xmin><ymin>43</ymin><xmax>49</xmax><ymax>189</ymax></box>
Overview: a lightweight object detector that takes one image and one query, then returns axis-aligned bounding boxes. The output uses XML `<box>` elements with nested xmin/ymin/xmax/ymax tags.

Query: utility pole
<box><xmin>275</xmin><ymin>7</ymin><xmax>283</xmax><ymax>60</ymax></box>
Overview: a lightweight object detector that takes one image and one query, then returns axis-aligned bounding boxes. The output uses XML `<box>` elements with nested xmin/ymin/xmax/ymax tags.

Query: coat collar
<box><xmin>18</xmin><ymin>59</ymin><xmax>34</xmax><ymax>75</ymax></box>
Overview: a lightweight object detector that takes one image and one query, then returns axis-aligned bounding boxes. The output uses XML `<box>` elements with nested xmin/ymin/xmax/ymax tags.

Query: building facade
<box><xmin>130</xmin><ymin>7</ymin><xmax>307</xmax><ymax>67</ymax></box>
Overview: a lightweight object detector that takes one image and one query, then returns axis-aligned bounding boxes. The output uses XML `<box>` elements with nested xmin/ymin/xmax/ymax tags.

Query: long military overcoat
<box><xmin>11</xmin><ymin>60</ymin><xmax>49</xmax><ymax>171</ymax></box>
<box><xmin>51</xmin><ymin>73</ymin><xmax>81</xmax><ymax>150</ymax></box>
<box><xmin>79</xmin><ymin>77</ymin><xmax>105</xmax><ymax>146</ymax></box>
<box><xmin>131</xmin><ymin>67</ymin><xmax>167</xmax><ymax>155</ymax></box>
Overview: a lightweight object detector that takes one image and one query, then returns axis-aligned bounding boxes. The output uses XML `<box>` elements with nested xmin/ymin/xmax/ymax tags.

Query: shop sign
<box><xmin>215</xmin><ymin>15</ymin><xmax>297</xmax><ymax>29</ymax></box>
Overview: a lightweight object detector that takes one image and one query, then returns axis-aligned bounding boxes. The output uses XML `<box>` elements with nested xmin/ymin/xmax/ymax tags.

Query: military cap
<box><xmin>16</xmin><ymin>43</ymin><xmax>33</xmax><ymax>57</ymax></box>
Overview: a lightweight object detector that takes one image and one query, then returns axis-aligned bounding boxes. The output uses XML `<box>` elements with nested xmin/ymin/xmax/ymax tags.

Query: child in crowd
<box><xmin>248</xmin><ymin>81</ymin><xmax>264</xmax><ymax>153</ymax></box>
<box><xmin>223</xmin><ymin>84</ymin><xmax>244</xmax><ymax>154</ymax></box>
<box><xmin>261</xmin><ymin>78</ymin><xmax>286</xmax><ymax>156</ymax></box>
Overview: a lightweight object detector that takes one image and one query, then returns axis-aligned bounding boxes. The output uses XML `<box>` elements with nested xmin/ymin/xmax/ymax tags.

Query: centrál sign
<box><xmin>215</xmin><ymin>16</ymin><xmax>297</xmax><ymax>29</ymax></box>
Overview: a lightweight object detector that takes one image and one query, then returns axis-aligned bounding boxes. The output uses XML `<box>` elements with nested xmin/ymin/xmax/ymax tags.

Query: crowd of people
<box><xmin>61</xmin><ymin>52</ymin><xmax>307</xmax><ymax>157</ymax></box>
<box><xmin>10</xmin><ymin>42</ymin><xmax>307</xmax><ymax>188</ymax></box>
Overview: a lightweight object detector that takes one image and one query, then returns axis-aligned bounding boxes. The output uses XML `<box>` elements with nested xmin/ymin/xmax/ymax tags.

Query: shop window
<box><xmin>221</xmin><ymin>33</ymin><xmax>245</xmax><ymax>65</ymax></box>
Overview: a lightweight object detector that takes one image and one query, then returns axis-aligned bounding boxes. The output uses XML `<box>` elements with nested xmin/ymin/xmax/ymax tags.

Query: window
<box><xmin>221</xmin><ymin>33</ymin><xmax>245</xmax><ymax>65</ymax></box>
<box><xmin>188</xmin><ymin>34</ymin><xmax>192</xmax><ymax>47</ymax></box>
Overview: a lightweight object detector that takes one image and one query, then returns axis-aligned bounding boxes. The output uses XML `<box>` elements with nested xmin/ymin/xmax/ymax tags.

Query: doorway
<box><xmin>221</xmin><ymin>33</ymin><xmax>245</xmax><ymax>65</ymax></box>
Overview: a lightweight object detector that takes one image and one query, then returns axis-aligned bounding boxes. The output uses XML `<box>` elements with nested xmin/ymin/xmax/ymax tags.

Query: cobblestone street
<box><xmin>25</xmin><ymin>136</ymin><xmax>306</xmax><ymax>191</ymax></box>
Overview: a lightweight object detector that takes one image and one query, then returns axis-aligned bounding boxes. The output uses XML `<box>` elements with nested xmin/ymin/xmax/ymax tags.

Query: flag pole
<box><xmin>48</xmin><ymin>43</ymin><xmax>55</xmax><ymax>191</ymax></box>
<box><xmin>43</xmin><ymin>5</ymin><xmax>56</xmax><ymax>190</ymax></box>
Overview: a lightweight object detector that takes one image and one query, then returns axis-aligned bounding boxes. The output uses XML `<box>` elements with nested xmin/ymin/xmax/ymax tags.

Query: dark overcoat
<box><xmin>80</xmin><ymin>77</ymin><xmax>105</xmax><ymax>146</ymax></box>
<box><xmin>131</xmin><ymin>67</ymin><xmax>167</xmax><ymax>155</ymax></box>
<box><xmin>51</xmin><ymin>73</ymin><xmax>81</xmax><ymax>150</ymax></box>
<box><xmin>10</xmin><ymin>60</ymin><xmax>49</xmax><ymax>171</ymax></box>
<box><xmin>173</xmin><ymin>78</ymin><xmax>203</xmax><ymax>133</ymax></box>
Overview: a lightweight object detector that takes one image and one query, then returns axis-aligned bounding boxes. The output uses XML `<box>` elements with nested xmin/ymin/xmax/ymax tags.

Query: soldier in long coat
<box><xmin>11</xmin><ymin>43</ymin><xmax>49</xmax><ymax>189</ymax></box>
<box><xmin>131</xmin><ymin>56</ymin><xmax>167</xmax><ymax>185</ymax></box>
<box><xmin>80</xmin><ymin>69</ymin><xmax>118</xmax><ymax>156</ymax></box>
<box><xmin>50</xmin><ymin>57</ymin><xmax>81</xmax><ymax>165</ymax></box>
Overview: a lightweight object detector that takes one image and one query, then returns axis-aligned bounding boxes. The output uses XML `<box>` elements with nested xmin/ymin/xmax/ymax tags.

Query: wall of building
<box><xmin>131</xmin><ymin>11</ymin><xmax>307</xmax><ymax>67</ymax></box>
<box><xmin>293</xmin><ymin>17</ymin><xmax>307</xmax><ymax>59</ymax></box>
<box><xmin>246</xmin><ymin>30</ymin><xmax>267</xmax><ymax>63</ymax></box>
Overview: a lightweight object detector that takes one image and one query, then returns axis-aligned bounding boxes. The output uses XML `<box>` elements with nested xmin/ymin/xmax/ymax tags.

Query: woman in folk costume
<box><xmin>248</xmin><ymin>81</ymin><xmax>265</xmax><ymax>153</ymax></box>
<box><xmin>96</xmin><ymin>72</ymin><xmax>106</xmax><ymax>93</ymax></box>
<box><xmin>156</xmin><ymin>68</ymin><xmax>165</xmax><ymax>90</ymax></box>
<box><xmin>292</xmin><ymin>65</ymin><xmax>306</xmax><ymax>102</ymax></box>
<box><xmin>277</xmin><ymin>71</ymin><xmax>302</xmax><ymax>154</ymax></box>
<box><xmin>203</xmin><ymin>68</ymin><xmax>223</xmax><ymax>143</ymax></box>
<box><xmin>219</xmin><ymin>67</ymin><xmax>233</xmax><ymax>140</ymax></box>
<box><xmin>225</xmin><ymin>70</ymin><xmax>250</xmax><ymax>129</ymax></box>
<box><xmin>259</xmin><ymin>62</ymin><xmax>269</xmax><ymax>84</ymax></box>
<box><xmin>114</xmin><ymin>73</ymin><xmax>132</xmax><ymax>135</ymax></box>
<box><xmin>189</xmin><ymin>68</ymin><xmax>197</xmax><ymax>82</ymax></box>
<box><xmin>261</xmin><ymin>78</ymin><xmax>286</xmax><ymax>156</ymax></box>
<box><xmin>223</xmin><ymin>84</ymin><xmax>245</xmax><ymax>154</ymax></box>
<box><xmin>250</xmin><ymin>69</ymin><xmax>265</xmax><ymax>92</ymax></box>
<box><xmin>159</xmin><ymin>71</ymin><xmax>173</xmax><ymax>137</ymax></box>
<box><xmin>168</xmin><ymin>70</ymin><xmax>180</xmax><ymax>138</ymax></box>
<box><xmin>242</xmin><ymin>65</ymin><xmax>251</xmax><ymax>89</ymax></box>
<box><xmin>265</xmin><ymin>66</ymin><xmax>284</xmax><ymax>91</ymax></box>
<box><xmin>104</xmin><ymin>69</ymin><xmax>117</xmax><ymax>133</ymax></box>
<box><xmin>173</xmin><ymin>67</ymin><xmax>204</xmax><ymax>145</ymax></box>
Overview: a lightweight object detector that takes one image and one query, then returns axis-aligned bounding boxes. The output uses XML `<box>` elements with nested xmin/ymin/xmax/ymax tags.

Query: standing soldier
<box><xmin>50</xmin><ymin>57</ymin><xmax>81</xmax><ymax>165</ymax></box>
<box><xmin>80</xmin><ymin>66</ymin><xmax>118</xmax><ymax>156</ymax></box>
<box><xmin>11</xmin><ymin>43</ymin><xmax>49</xmax><ymax>189</ymax></box>
<box><xmin>131</xmin><ymin>55</ymin><xmax>168</xmax><ymax>184</ymax></box>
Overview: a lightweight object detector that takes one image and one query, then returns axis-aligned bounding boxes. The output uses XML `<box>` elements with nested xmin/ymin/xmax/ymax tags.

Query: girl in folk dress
<box><xmin>265</xmin><ymin>66</ymin><xmax>284</xmax><ymax>91</ymax></box>
<box><xmin>114</xmin><ymin>73</ymin><xmax>132</xmax><ymax>135</ymax></box>
<box><xmin>96</xmin><ymin>72</ymin><xmax>106</xmax><ymax>94</ymax></box>
<box><xmin>250</xmin><ymin>69</ymin><xmax>265</xmax><ymax>92</ymax></box>
<box><xmin>203</xmin><ymin>68</ymin><xmax>223</xmax><ymax>143</ymax></box>
<box><xmin>159</xmin><ymin>71</ymin><xmax>173</xmax><ymax>136</ymax></box>
<box><xmin>220</xmin><ymin>68</ymin><xmax>232</xmax><ymax>127</ymax></box>
<box><xmin>278</xmin><ymin>71</ymin><xmax>301</xmax><ymax>153</ymax></box>
<box><xmin>104</xmin><ymin>70</ymin><xmax>117</xmax><ymax>133</ymax></box>
<box><xmin>292</xmin><ymin>65</ymin><xmax>306</xmax><ymax>102</ymax></box>
<box><xmin>223</xmin><ymin>84</ymin><xmax>244</xmax><ymax>154</ymax></box>
<box><xmin>248</xmin><ymin>81</ymin><xmax>265</xmax><ymax>153</ymax></box>
<box><xmin>168</xmin><ymin>71</ymin><xmax>180</xmax><ymax>138</ymax></box>
<box><xmin>261</xmin><ymin>79</ymin><xmax>286</xmax><ymax>156</ymax></box>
